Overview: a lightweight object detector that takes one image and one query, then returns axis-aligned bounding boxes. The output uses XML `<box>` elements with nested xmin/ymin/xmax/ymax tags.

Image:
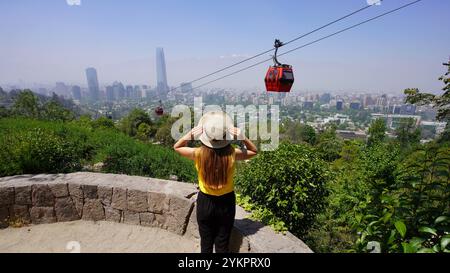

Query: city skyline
<box><xmin>0</xmin><ymin>0</ymin><xmax>449</xmax><ymax>93</ymax></box>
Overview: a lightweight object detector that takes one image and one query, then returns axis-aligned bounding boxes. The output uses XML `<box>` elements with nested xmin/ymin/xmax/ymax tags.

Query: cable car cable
<box><xmin>166</xmin><ymin>0</ymin><xmax>384</xmax><ymax>93</ymax></box>
<box><xmin>188</xmin><ymin>0</ymin><xmax>422</xmax><ymax>92</ymax></box>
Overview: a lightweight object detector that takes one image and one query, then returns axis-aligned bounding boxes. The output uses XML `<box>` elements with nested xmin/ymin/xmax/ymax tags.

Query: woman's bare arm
<box><xmin>173</xmin><ymin>126</ymin><xmax>202</xmax><ymax>160</ymax></box>
<box><xmin>228</xmin><ymin>127</ymin><xmax>258</xmax><ymax>161</ymax></box>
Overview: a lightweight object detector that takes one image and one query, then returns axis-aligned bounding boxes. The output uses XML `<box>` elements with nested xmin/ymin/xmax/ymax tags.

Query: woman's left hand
<box><xmin>228</xmin><ymin>127</ymin><xmax>244</xmax><ymax>140</ymax></box>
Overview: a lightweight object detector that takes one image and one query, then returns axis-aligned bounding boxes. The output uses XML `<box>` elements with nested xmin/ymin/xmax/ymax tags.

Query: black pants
<box><xmin>196</xmin><ymin>191</ymin><xmax>236</xmax><ymax>253</ymax></box>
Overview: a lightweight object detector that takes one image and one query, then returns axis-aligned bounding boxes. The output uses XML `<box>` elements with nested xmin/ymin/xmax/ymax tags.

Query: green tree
<box><xmin>136</xmin><ymin>123</ymin><xmax>153</xmax><ymax>142</ymax></box>
<box><xmin>91</xmin><ymin>116</ymin><xmax>115</xmax><ymax>130</ymax></box>
<box><xmin>395</xmin><ymin>118</ymin><xmax>421</xmax><ymax>150</ymax></box>
<box><xmin>41</xmin><ymin>100</ymin><xmax>74</xmax><ymax>121</ymax></box>
<box><xmin>368</xmin><ymin>118</ymin><xmax>387</xmax><ymax>146</ymax></box>
<box><xmin>315</xmin><ymin>126</ymin><xmax>343</xmax><ymax>162</ymax></box>
<box><xmin>118</xmin><ymin>108</ymin><xmax>153</xmax><ymax>137</ymax></box>
<box><xmin>154</xmin><ymin>116</ymin><xmax>178</xmax><ymax>146</ymax></box>
<box><xmin>405</xmin><ymin>60</ymin><xmax>450</xmax><ymax>141</ymax></box>
<box><xmin>282</xmin><ymin>120</ymin><xmax>317</xmax><ymax>145</ymax></box>
<box><xmin>12</xmin><ymin>90</ymin><xmax>40</xmax><ymax>118</ymax></box>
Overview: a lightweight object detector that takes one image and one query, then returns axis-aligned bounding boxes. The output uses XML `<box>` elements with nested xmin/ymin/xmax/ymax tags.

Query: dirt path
<box><xmin>0</xmin><ymin>221</ymin><xmax>199</xmax><ymax>253</ymax></box>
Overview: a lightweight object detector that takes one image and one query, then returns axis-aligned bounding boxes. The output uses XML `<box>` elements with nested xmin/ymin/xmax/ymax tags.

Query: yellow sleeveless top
<box><xmin>195</xmin><ymin>149</ymin><xmax>235</xmax><ymax>196</ymax></box>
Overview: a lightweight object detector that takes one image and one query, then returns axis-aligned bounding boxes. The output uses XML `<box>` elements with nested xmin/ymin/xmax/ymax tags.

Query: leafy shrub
<box><xmin>0</xmin><ymin>118</ymin><xmax>197</xmax><ymax>182</ymax></box>
<box><xmin>101</xmin><ymin>138</ymin><xmax>196</xmax><ymax>182</ymax></box>
<box><xmin>0</xmin><ymin>121</ymin><xmax>88</xmax><ymax>175</ymax></box>
<box><xmin>235</xmin><ymin>142</ymin><xmax>331</xmax><ymax>236</ymax></box>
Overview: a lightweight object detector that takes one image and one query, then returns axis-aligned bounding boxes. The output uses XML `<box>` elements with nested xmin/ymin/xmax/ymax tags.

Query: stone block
<box><xmin>98</xmin><ymin>186</ymin><xmax>112</xmax><ymax>206</ymax></box>
<box><xmin>0</xmin><ymin>187</ymin><xmax>14</xmax><ymax>206</ymax></box>
<box><xmin>165</xmin><ymin>196</ymin><xmax>195</xmax><ymax>235</ymax></box>
<box><xmin>148</xmin><ymin>191</ymin><xmax>168</xmax><ymax>214</ymax></box>
<box><xmin>153</xmin><ymin>213</ymin><xmax>167</xmax><ymax>229</ymax></box>
<box><xmin>139</xmin><ymin>212</ymin><xmax>155</xmax><ymax>227</ymax></box>
<box><xmin>0</xmin><ymin>206</ymin><xmax>11</xmax><ymax>228</ymax></box>
<box><xmin>15</xmin><ymin>186</ymin><xmax>31</xmax><ymax>205</ymax></box>
<box><xmin>82</xmin><ymin>199</ymin><xmax>105</xmax><ymax>221</ymax></box>
<box><xmin>82</xmin><ymin>185</ymin><xmax>98</xmax><ymax>199</ymax></box>
<box><xmin>30</xmin><ymin>207</ymin><xmax>56</xmax><ymax>224</ymax></box>
<box><xmin>68</xmin><ymin>184</ymin><xmax>83</xmax><ymax>198</ymax></box>
<box><xmin>55</xmin><ymin>197</ymin><xmax>79</xmax><ymax>222</ymax></box>
<box><xmin>71</xmin><ymin>197</ymin><xmax>83</xmax><ymax>218</ymax></box>
<box><xmin>111</xmin><ymin>188</ymin><xmax>127</xmax><ymax>210</ymax></box>
<box><xmin>49</xmin><ymin>183</ymin><xmax>69</xmax><ymax>198</ymax></box>
<box><xmin>127</xmin><ymin>189</ymin><xmax>148</xmax><ymax>212</ymax></box>
<box><xmin>10</xmin><ymin>205</ymin><xmax>31</xmax><ymax>223</ymax></box>
<box><xmin>123</xmin><ymin>210</ymin><xmax>140</xmax><ymax>225</ymax></box>
<box><xmin>32</xmin><ymin>185</ymin><xmax>54</xmax><ymax>207</ymax></box>
<box><xmin>105</xmin><ymin>206</ymin><xmax>121</xmax><ymax>223</ymax></box>
<box><xmin>185</xmin><ymin>203</ymin><xmax>199</xmax><ymax>239</ymax></box>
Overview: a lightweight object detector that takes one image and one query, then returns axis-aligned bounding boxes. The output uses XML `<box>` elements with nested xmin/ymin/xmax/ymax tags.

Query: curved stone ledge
<box><xmin>0</xmin><ymin>172</ymin><xmax>312</xmax><ymax>253</ymax></box>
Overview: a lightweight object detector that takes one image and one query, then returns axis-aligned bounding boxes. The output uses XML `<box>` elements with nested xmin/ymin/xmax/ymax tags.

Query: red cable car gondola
<box><xmin>155</xmin><ymin>100</ymin><xmax>164</xmax><ymax>116</ymax></box>
<box><xmin>265</xmin><ymin>39</ymin><xmax>294</xmax><ymax>93</ymax></box>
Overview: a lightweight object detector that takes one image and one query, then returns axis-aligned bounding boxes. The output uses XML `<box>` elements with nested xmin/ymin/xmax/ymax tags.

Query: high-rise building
<box><xmin>320</xmin><ymin>93</ymin><xmax>331</xmax><ymax>104</ymax></box>
<box><xmin>125</xmin><ymin>85</ymin><xmax>133</xmax><ymax>99</ymax></box>
<box><xmin>71</xmin><ymin>85</ymin><xmax>82</xmax><ymax>100</ymax></box>
<box><xmin>53</xmin><ymin>82</ymin><xmax>69</xmax><ymax>98</ymax></box>
<box><xmin>85</xmin><ymin>67</ymin><xmax>100</xmax><ymax>101</ymax></box>
<box><xmin>350</xmin><ymin>101</ymin><xmax>361</xmax><ymax>110</ymax></box>
<box><xmin>336</xmin><ymin>100</ymin><xmax>344</xmax><ymax>111</ymax></box>
<box><xmin>112</xmin><ymin>81</ymin><xmax>125</xmax><ymax>100</ymax></box>
<box><xmin>133</xmin><ymin>85</ymin><xmax>142</xmax><ymax>99</ymax></box>
<box><xmin>303</xmin><ymin>101</ymin><xmax>314</xmax><ymax>109</ymax></box>
<box><xmin>156</xmin><ymin>47</ymin><xmax>169</xmax><ymax>95</ymax></box>
<box><xmin>105</xmin><ymin>85</ymin><xmax>114</xmax><ymax>101</ymax></box>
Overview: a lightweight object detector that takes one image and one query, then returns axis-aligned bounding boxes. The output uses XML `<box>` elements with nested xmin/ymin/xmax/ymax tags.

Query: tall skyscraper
<box><xmin>85</xmin><ymin>67</ymin><xmax>100</xmax><ymax>101</ymax></box>
<box><xmin>112</xmin><ymin>81</ymin><xmax>125</xmax><ymax>100</ymax></box>
<box><xmin>105</xmin><ymin>85</ymin><xmax>114</xmax><ymax>101</ymax></box>
<box><xmin>336</xmin><ymin>100</ymin><xmax>344</xmax><ymax>111</ymax></box>
<box><xmin>156</xmin><ymin>47</ymin><xmax>169</xmax><ymax>95</ymax></box>
<box><xmin>71</xmin><ymin>85</ymin><xmax>82</xmax><ymax>100</ymax></box>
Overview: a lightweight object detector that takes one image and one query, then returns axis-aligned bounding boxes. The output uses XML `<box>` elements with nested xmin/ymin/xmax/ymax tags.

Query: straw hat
<box><xmin>198</xmin><ymin>111</ymin><xmax>233</xmax><ymax>149</ymax></box>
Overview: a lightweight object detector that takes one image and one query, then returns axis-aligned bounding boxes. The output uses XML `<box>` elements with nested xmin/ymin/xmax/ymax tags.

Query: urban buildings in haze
<box><xmin>71</xmin><ymin>85</ymin><xmax>82</xmax><ymax>101</ymax></box>
<box><xmin>85</xmin><ymin>67</ymin><xmax>100</xmax><ymax>101</ymax></box>
<box><xmin>155</xmin><ymin>47</ymin><xmax>169</xmax><ymax>95</ymax></box>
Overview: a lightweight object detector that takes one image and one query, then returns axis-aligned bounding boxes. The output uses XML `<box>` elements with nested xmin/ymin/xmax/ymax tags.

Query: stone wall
<box><xmin>0</xmin><ymin>172</ymin><xmax>312</xmax><ymax>253</ymax></box>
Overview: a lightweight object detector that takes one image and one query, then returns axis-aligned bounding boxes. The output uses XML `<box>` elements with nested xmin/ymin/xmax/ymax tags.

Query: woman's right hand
<box><xmin>190</xmin><ymin>126</ymin><xmax>203</xmax><ymax>140</ymax></box>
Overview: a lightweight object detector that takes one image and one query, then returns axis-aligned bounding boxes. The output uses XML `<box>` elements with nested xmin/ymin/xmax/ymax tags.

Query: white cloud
<box><xmin>66</xmin><ymin>0</ymin><xmax>81</xmax><ymax>6</ymax></box>
<box><xmin>367</xmin><ymin>0</ymin><xmax>381</xmax><ymax>6</ymax></box>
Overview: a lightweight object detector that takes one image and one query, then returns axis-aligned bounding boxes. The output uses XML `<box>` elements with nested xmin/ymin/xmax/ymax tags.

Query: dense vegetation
<box><xmin>0</xmin><ymin>90</ymin><xmax>196</xmax><ymax>181</ymax></box>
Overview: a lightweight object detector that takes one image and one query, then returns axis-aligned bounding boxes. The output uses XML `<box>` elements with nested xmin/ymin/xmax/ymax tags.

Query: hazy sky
<box><xmin>0</xmin><ymin>0</ymin><xmax>448</xmax><ymax>94</ymax></box>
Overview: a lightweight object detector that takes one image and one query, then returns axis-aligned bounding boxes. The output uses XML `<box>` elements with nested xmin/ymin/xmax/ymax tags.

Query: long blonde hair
<box><xmin>195</xmin><ymin>144</ymin><xmax>235</xmax><ymax>190</ymax></box>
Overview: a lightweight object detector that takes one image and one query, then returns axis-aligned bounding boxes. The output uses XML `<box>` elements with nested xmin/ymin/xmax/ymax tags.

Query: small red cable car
<box><xmin>265</xmin><ymin>39</ymin><xmax>294</xmax><ymax>93</ymax></box>
<box><xmin>154</xmin><ymin>100</ymin><xmax>164</xmax><ymax>116</ymax></box>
